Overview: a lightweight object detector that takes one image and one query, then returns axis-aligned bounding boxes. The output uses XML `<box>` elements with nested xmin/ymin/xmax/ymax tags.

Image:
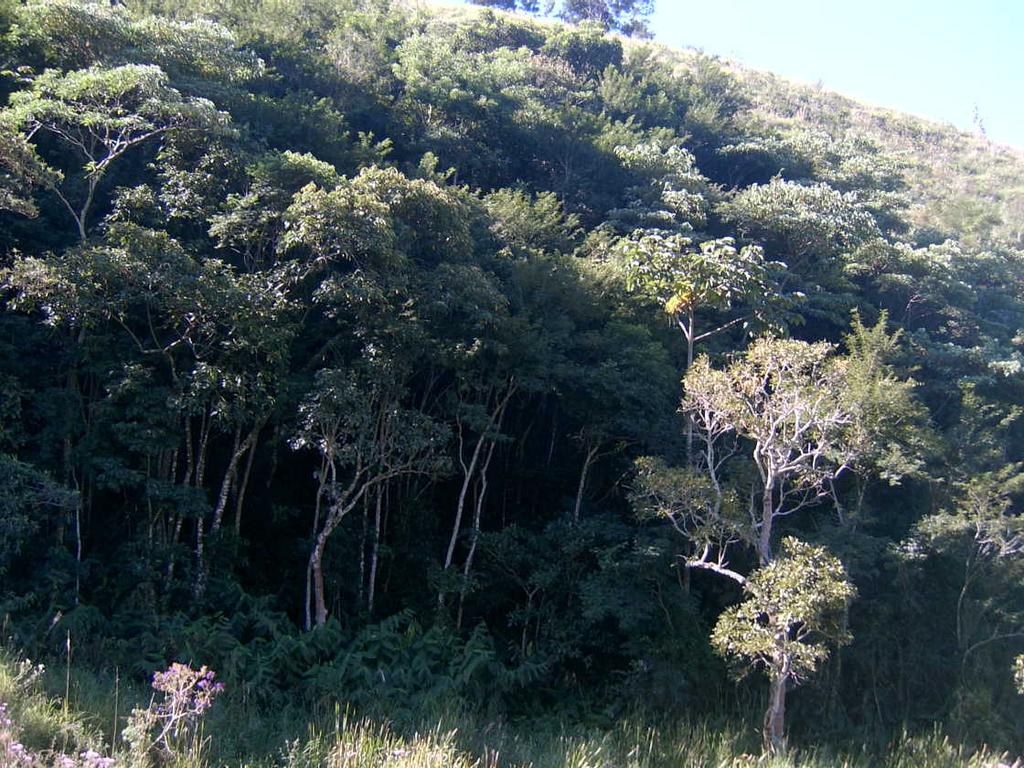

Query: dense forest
<box><xmin>0</xmin><ymin>0</ymin><xmax>1023</xmax><ymax>765</ymax></box>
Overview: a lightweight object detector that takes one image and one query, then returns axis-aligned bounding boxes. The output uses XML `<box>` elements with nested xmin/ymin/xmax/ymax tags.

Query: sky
<box><xmin>425</xmin><ymin>0</ymin><xmax>1024</xmax><ymax>149</ymax></box>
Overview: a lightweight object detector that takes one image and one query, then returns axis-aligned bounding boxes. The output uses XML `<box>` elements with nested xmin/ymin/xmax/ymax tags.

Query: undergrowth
<box><xmin>0</xmin><ymin>649</ymin><xmax>1018</xmax><ymax>768</ymax></box>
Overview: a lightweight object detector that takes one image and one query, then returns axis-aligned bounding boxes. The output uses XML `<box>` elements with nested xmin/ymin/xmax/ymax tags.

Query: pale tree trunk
<box><xmin>683</xmin><ymin>311</ymin><xmax>695</xmax><ymax>462</ymax></box>
<box><xmin>758</xmin><ymin>477</ymin><xmax>775</xmax><ymax>566</ymax></box>
<box><xmin>210</xmin><ymin>427</ymin><xmax>241</xmax><ymax>536</ymax></box>
<box><xmin>573</xmin><ymin>441</ymin><xmax>600</xmax><ymax>525</ymax></box>
<box><xmin>367</xmin><ymin>488</ymin><xmax>384</xmax><ymax>614</ymax></box>
<box><xmin>73</xmin><ymin>479</ymin><xmax>82</xmax><ymax>606</ymax></box>
<box><xmin>306</xmin><ymin>458</ymin><xmax>373</xmax><ymax>629</ymax></box>
<box><xmin>764</xmin><ymin>666</ymin><xmax>789</xmax><ymax>755</ymax></box>
<box><xmin>233</xmin><ymin>422</ymin><xmax>261</xmax><ymax>536</ymax></box>
<box><xmin>440</xmin><ymin>381</ymin><xmax>515</xmax><ymax>609</ymax></box>
<box><xmin>305</xmin><ymin>456</ymin><xmax>337</xmax><ymax>631</ymax></box>
<box><xmin>443</xmin><ymin>424</ymin><xmax>487</xmax><ymax>591</ymax></box>
<box><xmin>457</xmin><ymin>438</ymin><xmax>498</xmax><ymax>629</ymax></box>
<box><xmin>309</xmin><ymin>529</ymin><xmax>329</xmax><ymax>629</ymax></box>
<box><xmin>192</xmin><ymin>421</ymin><xmax>263</xmax><ymax>600</ymax></box>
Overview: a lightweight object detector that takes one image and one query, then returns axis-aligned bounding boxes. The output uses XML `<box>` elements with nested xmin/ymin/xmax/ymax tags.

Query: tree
<box><xmin>559</xmin><ymin>0</ymin><xmax>653</xmax><ymax>36</ymax></box>
<box><xmin>622</xmin><ymin>234</ymin><xmax>774</xmax><ymax>371</ymax></box>
<box><xmin>681</xmin><ymin>338</ymin><xmax>859</xmax><ymax>568</ymax></box>
<box><xmin>209</xmin><ymin>150</ymin><xmax>341</xmax><ymax>271</ymax></box>
<box><xmin>469</xmin><ymin>0</ymin><xmax>543</xmax><ymax>13</ymax></box>
<box><xmin>718</xmin><ymin>179</ymin><xmax>879</xmax><ymax>322</ymax></box>
<box><xmin>633</xmin><ymin>337</ymin><xmax>898</xmax><ymax>751</ymax></box>
<box><xmin>833</xmin><ymin>311</ymin><xmax>934</xmax><ymax>521</ymax></box>
<box><xmin>484</xmin><ymin>188</ymin><xmax>581</xmax><ymax>256</ymax></box>
<box><xmin>292</xmin><ymin>367</ymin><xmax>448</xmax><ymax>629</ymax></box>
<box><xmin>439</xmin><ymin>373</ymin><xmax>517</xmax><ymax>612</ymax></box>
<box><xmin>468</xmin><ymin>0</ymin><xmax>654</xmax><ymax>36</ymax></box>
<box><xmin>4</xmin><ymin>64</ymin><xmax>226</xmax><ymax>241</ymax></box>
<box><xmin>719</xmin><ymin>180</ymin><xmax>879</xmax><ymax>272</ymax></box>
<box><xmin>621</xmin><ymin>233</ymin><xmax>776</xmax><ymax>458</ymax></box>
<box><xmin>711</xmin><ymin>537</ymin><xmax>855</xmax><ymax>753</ymax></box>
<box><xmin>609</xmin><ymin>140</ymin><xmax>711</xmax><ymax>233</ymax></box>
<box><xmin>913</xmin><ymin>478</ymin><xmax>1024</xmax><ymax>694</ymax></box>
<box><xmin>0</xmin><ymin>119</ymin><xmax>55</xmax><ymax>217</ymax></box>
<box><xmin>0</xmin><ymin>455</ymin><xmax>77</xmax><ymax>581</ymax></box>
<box><xmin>4</xmin><ymin>221</ymin><xmax>298</xmax><ymax>603</ymax></box>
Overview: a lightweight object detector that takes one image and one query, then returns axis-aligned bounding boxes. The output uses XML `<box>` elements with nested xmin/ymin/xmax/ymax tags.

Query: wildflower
<box><xmin>125</xmin><ymin>662</ymin><xmax>223</xmax><ymax>762</ymax></box>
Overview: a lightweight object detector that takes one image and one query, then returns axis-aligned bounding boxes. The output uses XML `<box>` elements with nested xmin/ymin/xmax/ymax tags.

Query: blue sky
<box><xmin>427</xmin><ymin>0</ymin><xmax>1024</xmax><ymax>149</ymax></box>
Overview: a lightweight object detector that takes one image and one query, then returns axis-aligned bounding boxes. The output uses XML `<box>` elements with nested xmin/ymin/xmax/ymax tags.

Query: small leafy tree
<box><xmin>711</xmin><ymin>537</ymin><xmax>855</xmax><ymax>754</ymax></box>
<box><xmin>209</xmin><ymin>150</ymin><xmax>341</xmax><ymax>271</ymax></box>
<box><xmin>470</xmin><ymin>0</ymin><xmax>654</xmax><ymax>36</ymax></box>
<box><xmin>5</xmin><ymin>64</ymin><xmax>225</xmax><ymax>240</ymax></box>
<box><xmin>622</xmin><ymin>233</ymin><xmax>776</xmax><ymax>458</ymax></box>
<box><xmin>834</xmin><ymin>311</ymin><xmax>934</xmax><ymax>520</ymax></box>
<box><xmin>610</xmin><ymin>140</ymin><xmax>710</xmax><ymax>233</ymax></box>
<box><xmin>623</xmin><ymin>234</ymin><xmax>773</xmax><ymax>370</ymax></box>
<box><xmin>0</xmin><ymin>119</ymin><xmax>55</xmax><ymax>217</ymax></box>
<box><xmin>913</xmin><ymin>478</ymin><xmax>1024</xmax><ymax>681</ymax></box>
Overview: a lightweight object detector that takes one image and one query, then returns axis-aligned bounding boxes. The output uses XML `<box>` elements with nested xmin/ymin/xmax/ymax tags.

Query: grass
<box><xmin>0</xmin><ymin>648</ymin><xmax>1018</xmax><ymax>768</ymax></box>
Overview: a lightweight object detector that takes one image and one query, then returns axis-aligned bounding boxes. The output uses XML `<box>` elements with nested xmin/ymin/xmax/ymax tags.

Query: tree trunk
<box><xmin>764</xmin><ymin>667</ymin><xmax>789</xmax><ymax>754</ymax></box>
<box><xmin>457</xmin><ymin>440</ymin><xmax>497</xmax><ymax>629</ymax></box>
<box><xmin>684</xmin><ymin>312</ymin><xmax>695</xmax><ymax>462</ymax></box>
<box><xmin>573</xmin><ymin>442</ymin><xmax>599</xmax><ymax>525</ymax></box>
<box><xmin>191</xmin><ymin>412</ymin><xmax>212</xmax><ymax>601</ymax></box>
<box><xmin>309</xmin><ymin>530</ymin><xmax>329</xmax><ymax>628</ymax></box>
<box><xmin>367</xmin><ymin>488</ymin><xmax>383</xmax><ymax>614</ymax></box>
<box><xmin>444</xmin><ymin>429</ymin><xmax>488</xmax><ymax>580</ymax></box>
<box><xmin>210</xmin><ymin>427</ymin><xmax>240</xmax><ymax>535</ymax></box>
<box><xmin>358</xmin><ymin>494</ymin><xmax>368</xmax><ymax>607</ymax></box>
<box><xmin>233</xmin><ymin>423</ymin><xmax>260</xmax><ymax>536</ymax></box>
<box><xmin>441</xmin><ymin>382</ymin><xmax>515</xmax><ymax>608</ymax></box>
<box><xmin>305</xmin><ymin>471</ymin><xmax>367</xmax><ymax>629</ymax></box>
<box><xmin>758</xmin><ymin>479</ymin><xmax>775</xmax><ymax>566</ymax></box>
<box><xmin>192</xmin><ymin>514</ymin><xmax>205</xmax><ymax>602</ymax></box>
<box><xmin>73</xmin><ymin>489</ymin><xmax>82</xmax><ymax>606</ymax></box>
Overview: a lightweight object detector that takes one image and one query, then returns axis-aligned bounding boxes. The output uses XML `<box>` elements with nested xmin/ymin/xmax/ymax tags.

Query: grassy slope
<box><xmin>0</xmin><ymin>652</ymin><xmax>1018</xmax><ymax>767</ymax></box>
<box><xmin>733</xmin><ymin>65</ymin><xmax>1024</xmax><ymax>246</ymax></box>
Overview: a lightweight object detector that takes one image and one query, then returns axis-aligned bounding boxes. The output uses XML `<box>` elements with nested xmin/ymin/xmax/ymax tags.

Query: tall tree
<box><xmin>622</xmin><ymin>233</ymin><xmax>776</xmax><ymax>457</ymax></box>
<box><xmin>560</xmin><ymin>0</ymin><xmax>654</xmax><ymax>36</ymax></box>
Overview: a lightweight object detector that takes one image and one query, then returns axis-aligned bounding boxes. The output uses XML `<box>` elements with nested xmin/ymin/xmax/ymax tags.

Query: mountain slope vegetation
<box><xmin>0</xmin><ymin>0</ymin><xmax>1022</xmax><ymax>763</ymax></box>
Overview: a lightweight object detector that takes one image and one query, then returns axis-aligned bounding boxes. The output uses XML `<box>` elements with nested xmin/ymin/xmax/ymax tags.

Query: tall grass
<box><xmin>0</xmin><ymin>649</ymin><xmax>1019</xmax><ymax>768</ymax></box>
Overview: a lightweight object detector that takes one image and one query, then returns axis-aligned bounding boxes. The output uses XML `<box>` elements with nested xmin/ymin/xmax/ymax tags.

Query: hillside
<box><xmin>0</xmin><ymin>0</ymin><xmax>1022</xmax><ymax>765</ymax></box>
<box><xmin>429</xmin><ymin>2</ymin><xmax>1024</xmax><ymax>247</ymax></box>
<box><xmin>732</xmin><ymin>64</ymin><xmax>1024</xmax><ymax>248</ymax></box>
